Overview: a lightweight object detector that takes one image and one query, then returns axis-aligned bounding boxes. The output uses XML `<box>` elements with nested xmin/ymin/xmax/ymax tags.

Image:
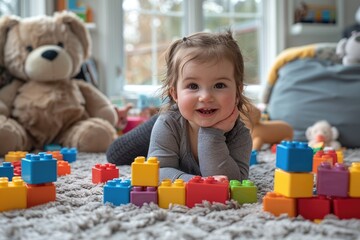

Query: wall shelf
<box><xmin>289</xmin><ymin>0</ymin><xmax>344</xmax><ymax>35</ymax></box>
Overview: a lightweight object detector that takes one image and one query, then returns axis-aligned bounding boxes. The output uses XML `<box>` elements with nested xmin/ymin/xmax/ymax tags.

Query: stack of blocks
<box><xmin>0</xmin><ymin>148</ymin><xmax>76</xmax><ymax>212</ymax></box>
<box><xmin>102</xmin><ymin>156</ymin><xmax>258</xmax><ymax>208</ymax></box>
<box><xmin>263</xmin><ymin>140</ymin><xmax>360</xmax><ymax>220</ymax></box>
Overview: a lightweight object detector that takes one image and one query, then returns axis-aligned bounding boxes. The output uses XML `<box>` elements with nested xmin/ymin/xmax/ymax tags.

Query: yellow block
<box><xmin>158</xmin><ymin>179</ymin><xmax>186</xmax><ymax>209</ymax></box>
<box><xmin>131</xmin><ymin>156</ymin><xmax>159</xmax><ymax>187</ymax></box>
<box><xmin>274</xmin><ymin>169</ymin><xmax>313</xmax><ymax>198</ymax></box>
<box><xmin>349</xmin><ymin>162</ymin><xmax>360</xmax><ymax>197</ymax></box>
<box><xmin>5</xmin><ymin>151</ymin><xmax>28</xmax><ymax>162</ymax></box>
<box><xmin>0</xmin><ymin>177</ymin><xmax>27</xmax><ymax>211</ymax></box>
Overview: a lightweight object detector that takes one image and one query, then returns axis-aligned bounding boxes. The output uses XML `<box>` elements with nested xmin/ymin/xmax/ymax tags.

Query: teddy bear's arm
<box><xmin>75</xmin><ymin>80</ymin><xmax>118</xmax><ymax>126</ymax></box>
<box><xmin>0</xmin><ymin>80</ymin><xmax>23</xmax><ymax>117</ymax></box>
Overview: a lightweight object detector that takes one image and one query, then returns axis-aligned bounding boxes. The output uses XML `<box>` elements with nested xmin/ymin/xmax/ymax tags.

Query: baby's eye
<box><xmin>187</xmin><ymin>83</ymin><xmax>198</xmax><ymax>90</ymax></box>
<box><xmin>215</xmin><ymin>83</ymin><xmax>226</xmax><ymax>89</ymax></box>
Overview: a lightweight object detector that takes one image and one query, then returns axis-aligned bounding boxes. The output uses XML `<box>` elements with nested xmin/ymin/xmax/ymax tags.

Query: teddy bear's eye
<box><xmin>26</xmin><ymin>46</ymin><xmax>33</xmax><ymax>52</ymax></box>
<box><xmin>58</xmin><ymin>42</ymin><xmax>64</xmax><ymax>48</ymax></box>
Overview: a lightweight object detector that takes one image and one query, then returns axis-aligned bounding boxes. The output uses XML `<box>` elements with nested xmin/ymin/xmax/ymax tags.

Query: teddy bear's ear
<box><xmin>0</xmin><ymin>15</ymin><xmax>20</xmax><ymax>65</ymax></box>
<box><xmin>305</xmin><ymin>126</ymin><xmax>313</xmax><ymax>140</ymax></box>
<box><xmin>331</xmin><ymin>126</ymin><xmax>339</xmax><ymax>140</ymax></box>
<box><xmin>54</xmin><ymin>11</ymin><xmax>91</xmax><ymax>59</ymax></box>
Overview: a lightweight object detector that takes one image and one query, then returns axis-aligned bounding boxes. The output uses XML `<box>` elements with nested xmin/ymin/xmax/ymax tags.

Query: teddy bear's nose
<box><xmin>41</xmin><ymin>50</ymin><xmax>58</xmax><ymax>61</ymax></box>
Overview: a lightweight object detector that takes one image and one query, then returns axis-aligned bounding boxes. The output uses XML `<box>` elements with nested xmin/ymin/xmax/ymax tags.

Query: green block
<box><xmin>230</xmin><ymin>180</ymin><xmax>257</xmax><ymax>204</ymax></box>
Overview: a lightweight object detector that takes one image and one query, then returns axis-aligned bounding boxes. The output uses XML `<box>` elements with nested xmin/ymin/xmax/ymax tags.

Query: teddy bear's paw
<box><xmin>63</xmin><ymin>118</ymin><xmax>117</xmax><ymax>153</ymax></box>
<box><xmin>0</xmin><ymin>116</ymin><xmax>30</xmax><ymax>156</ymax></box>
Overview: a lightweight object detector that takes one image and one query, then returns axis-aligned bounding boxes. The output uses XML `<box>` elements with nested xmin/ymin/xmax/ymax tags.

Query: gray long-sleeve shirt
<box><xmin>147</xmin><ymin>108</ymin><xmax>252</xmax><ymax>182</ymax></box>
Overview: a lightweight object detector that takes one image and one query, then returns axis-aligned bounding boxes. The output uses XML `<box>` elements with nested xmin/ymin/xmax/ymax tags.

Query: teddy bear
<box><xmin>336</xmin><ymin>31</ymin><xmax>360</xmax><ymax>65</ymax></box>
<box><xmin>0</xmin><ymin>11</ymin><xmax>118</xmax><ymax>156</ymax></box>
<box><xmin>241</xmin><ymin>103</ymin><xmax>294</xmax><ymax>151</ymax></box>
<box><xmin>305</xmin><ymin>120</ymin><xmax>341</xmax><ymax>150</ymax></box>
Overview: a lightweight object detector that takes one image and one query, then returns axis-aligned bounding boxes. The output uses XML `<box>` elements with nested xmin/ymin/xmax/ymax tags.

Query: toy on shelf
<box><xmin>306</xmin><ymin>120</ymin><xmax>341</xmax><ymax>150</ymax></box>
<box><xmin>0</xmin><ymin>12</ymin><xmax>118</xmax><ymax>156</ymax></box>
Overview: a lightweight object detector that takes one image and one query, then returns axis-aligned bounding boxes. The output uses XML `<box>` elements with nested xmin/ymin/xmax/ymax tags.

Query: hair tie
<box><xmin>182</xmin><ymin>37</ymin><xmax>187</xmax><ymax>42</ymax></box>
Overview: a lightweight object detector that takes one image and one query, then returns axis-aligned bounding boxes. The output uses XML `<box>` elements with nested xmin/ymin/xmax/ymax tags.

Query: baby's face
<box><xmin>171</xmin><ymin>58</ymin><xmax>237</xmax><ymax>128</ymax></box>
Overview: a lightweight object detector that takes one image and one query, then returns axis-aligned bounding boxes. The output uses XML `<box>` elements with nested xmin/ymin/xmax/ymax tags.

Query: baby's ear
<box><xmin>170</xmin><ymin>87</ymin><xmax>177</xmax><ymax>102</ymax></box>
<box><xmin>331</xmin><ymin>126</ymin><xmax>339</xmax><ymax>140</ymax></box>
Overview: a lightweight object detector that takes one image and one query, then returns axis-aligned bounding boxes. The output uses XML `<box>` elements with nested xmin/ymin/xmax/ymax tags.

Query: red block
<box><xmin>297</xmin><ymin>196</ymin><xmax>331</xmax><ymax>220</ymax></box>
<box><xmin>27</xmin><ymin>183</ymin><xmax>56</xmax><ymax>208</ymax></box>
<box><xmin>92</xmin><ymin>163</ymin><xmax>119</xmax><ymax>184</ymax></box>
<box><xmin>333</xmin><ymin>197</ymin><xmax>360</xmax><ymax>219</ymax></box>
<box><xmin>186</xmin><ymin>176</ymin><xmax>229</xmax><ymax>208</ymax></box>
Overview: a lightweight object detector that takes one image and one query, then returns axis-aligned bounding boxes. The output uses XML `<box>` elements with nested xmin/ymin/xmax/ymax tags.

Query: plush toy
<box><xmin>0</xmin><ymin>12</ymin><xmax>118</xmax><ymax>156</ymax></box>
<box><xmin>336</xmin><ymin>31</ymin><xmax>360</xmax><ymax>65</ymax></box>
<box><xmin>242</xmin><ymin>103</ymin><xmax>294</xmax><ymax>151</ymax></box>
<box><xmin>305</xmin><ymin>120</ymin><xmax>341</xmax><ymax>150</ymax></box>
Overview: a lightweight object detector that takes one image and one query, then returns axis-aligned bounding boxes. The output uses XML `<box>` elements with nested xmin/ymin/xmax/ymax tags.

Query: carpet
<box><xmin>1</xmin><ymin>149</ymin><xmax>360</xmax><ymax>240</ymax></box>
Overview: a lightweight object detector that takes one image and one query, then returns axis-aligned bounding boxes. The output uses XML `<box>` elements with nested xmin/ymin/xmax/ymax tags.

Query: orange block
<box><xmin>26</xmin><ymin>183</ymin><xmax>56</xmax><ymax>208</ymax></box>
<box><xmin>47</xmin><ymin>151</ymin><xmax>63</xmax><ymax>161</ymax></box>
<box><xmin>312</xmin><ymin>151</ymin><xmax>333</xmax><ymax>174</ymax></box>
<box><xmin>263</xmin><ymin>192</ymin><xmax>297</xmax><ymax>218</ymax></box>
<box><xmin>57</xmin><ymin>160</ymin><xmax>71</xmax><ymax>176</ymax></box>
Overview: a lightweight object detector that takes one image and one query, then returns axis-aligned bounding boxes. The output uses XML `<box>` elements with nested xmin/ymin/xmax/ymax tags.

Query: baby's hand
<box><xmin>212</xmin><ymin>106</ymin><xmax>239</xmax><ymax>132</ymax></box>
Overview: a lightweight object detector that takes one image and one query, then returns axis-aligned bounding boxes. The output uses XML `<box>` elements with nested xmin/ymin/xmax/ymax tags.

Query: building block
<box><xmin>60</xmin><ymin>147</ymin><xmax>77</xmax><ymax>163</ymax></box>
<box><xmin>250</xmin><ymin>150</ymin><xmax>257</xmax><ymax>166</ymax></box>
<box><xmin>336</xmin><ymin>150</ymin><xmax>344</xmax><ymax>163</ymax></box>
<box><xmin>57</xmin><ymin>160</ymin><xmax>71</xmax><ymax>176</ymax></box>
<box><xmin>12</xmin><ymin>161</ymin><xmax>21</xmax><ymax>176</ymax></box>
<box><xmin>131</xmin><ymin>156</ymin><xmax>159</xmax><ymax>187</ymax></box>
<box><xmin>316</xmin><ymin>162</ymin><xmax>349</xmax><ymax>197</ymax></box>
<box><xmin>21</xmin><ymin>153</ymin><xmax>57</xmax><ymax>184</ymax></box>
<box><xmin>0</xmin><ymin>176</ymin><xmax>27</xmax><ymax>211</ymax></box>
<box><xmin>263</xmin><ymin>192</ymin><xmax>296</xmax><ymax>218</ymax></box>
<box><xmin>123</xmin><ymin>116</ymin><xmax>146</xmax><ymax>134</ymax></box>
<box><xmin>130</xmin><ymin>186</ymin><xmax>158</xmax><ymax>207</ymax></box>
<box><xmin>349</xmin><ymin>162</ymin><xmax>360</xmax><ymax>197</ymax></box>
<box><xmin>92</xmin><ymin>163</ymin><xmax>119</xmax><ymax>184</ymax></box>
<box><xmin>0</xmin><ymin>162</ymin><xmax>14</xmax><ymax>181</ymax></box>
<box><xmin>44</xmin><ymin>144</ymin><xmax>62</xmax><ymax>151</ymax></box>
<box><xmin>297</xmin><ymin>196</ymin><xmax>331</xmax><ymax>221</ymax></box>
<box><xmin>158</xmin><ymin>179</ymin><xmax>186</xmax><ymax>209</ymax></box>
<box><xmin>276</xmin><ymin>141</ymin><xmax>313</xmax><ymax>172</ymax></box>
<box><xmin>230</xmin><ymin>180</ymin><xmax>257</xmax><ymax>204</ymax></box>
<box><xmin>274</xmin><ymin>169</ymin><xmax>313</xmax><ymax>198</ymax></box>
<box><xmin>47</xmin><ymin>151</ymin><xmax>63</xmax><ymax>161</ymax></box>
<box><xmin>186</xmin><ymin>176</ymin><xmax>229</xmax><ymax>208</ymax></box>
<box><xmin>103</xmin><ymin>178</ymin><xmax>131</xmax><ymax>206</ymax></box>
<box><xmin>312</xmin><ymin>150</ymin><xmax>335</xmax><ymax>174</ymax></box>
<box><xmin>26</xmin><ymin>183</ymin><xmax>56</xmax><ymax>208</ymax></box>
<box><xmin>5</xmin><ymin>151</ymin><xmax>27</xmax><ymax>162</ymax></box>
<box><xmin>333</xmin><ymin>197</ymin><xmax>360</xmax><ymax>219</ymax></box>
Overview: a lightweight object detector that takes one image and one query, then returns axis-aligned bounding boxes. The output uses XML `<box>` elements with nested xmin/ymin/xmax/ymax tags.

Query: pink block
<box><xmin>130</xmin><ymin>186</ymin><xmax>158</xmax><ymax>206</ymax></box>
<box><xmin>317</xmin><ymin>162</ymin><xmax>349</xmax><ymax>197</ymax></box>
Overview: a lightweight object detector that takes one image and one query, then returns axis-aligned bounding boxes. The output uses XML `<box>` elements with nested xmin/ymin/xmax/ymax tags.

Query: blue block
<box><xmin>60</xmin><ymin>147</ymin><xmax>77</xmax><ymax>163</ymax></box>
<box><xmin>103</xmin><ymin>179</ymin><xmax>132</xmax><ymax>206</ymax></box>
<box><xmin>44</xmin><ymin>144</ymin><xmax>62</xmax><ymax>151</ymax></box>
<box><xmin>0</xmin><ymin>162</ymin><xmax>14</xmax><ymax>181</ymax></box>
<box><xmin>276</xmin><ymin>141</ymin><xmax>313</xmax><ymax>172</ymax></box>
<box><xmin>21</xmin><ymin>153</ymin><xmax>57</xmax><ymax>184</ymax></box>
<box><xmin>250</xmin><ymin>150</ymin><xmax>258</xmax><ymax>166</ymax></box>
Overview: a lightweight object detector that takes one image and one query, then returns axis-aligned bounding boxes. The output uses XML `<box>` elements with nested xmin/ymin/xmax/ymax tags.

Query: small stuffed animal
<box><xmin>306</xmin><ymin>120</ymin><xmax>341</xmax><ymax>150</ymax></box>
<box><xmin>241</xmin><ymin>103</ymin><xmax>294</xmax><ymax>151</ymax></box>
<box><xmin>336</xmin><ymin>31</ymin><xmax>360</xmax><ymax>65</ymax></box>
<box><xmin>0</xmin><ymin>12</ymin><xmax>118</xmax><ymax>156</ymax></box>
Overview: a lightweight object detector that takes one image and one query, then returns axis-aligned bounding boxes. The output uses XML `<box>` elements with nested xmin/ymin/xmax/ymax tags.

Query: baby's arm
<box><xmin>198</xmin><ymin>120</ymin><xmax>252</xmax><ymax>180</ymax></box>
<box><xmin>148</xmin><ymin>115</ymin><xmax>194</xmax><ymax>182</ymax></box>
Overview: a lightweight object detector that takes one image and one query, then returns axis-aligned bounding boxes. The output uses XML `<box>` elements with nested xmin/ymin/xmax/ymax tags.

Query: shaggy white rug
<box><xmin>0</xmin><ymin>150</ymin><xmax>360</xmax><ymax>240</ymax></box>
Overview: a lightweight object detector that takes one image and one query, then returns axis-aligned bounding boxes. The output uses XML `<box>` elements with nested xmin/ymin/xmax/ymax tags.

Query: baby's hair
<box><xmin>159</xmin><ymin>29</ymin><xmax>251</xmax><ymax>120</ymax></box>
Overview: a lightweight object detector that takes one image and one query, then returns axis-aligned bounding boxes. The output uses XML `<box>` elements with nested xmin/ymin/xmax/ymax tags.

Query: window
<box><xmin>0</xmin><ymin>0</ymin><xmax>20</xmax><ymax>16</ymax></box>
<box><xmin>122</xmin><ymin>0</ymin><xmax>264</xmax><ymax>100</ymax></box>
